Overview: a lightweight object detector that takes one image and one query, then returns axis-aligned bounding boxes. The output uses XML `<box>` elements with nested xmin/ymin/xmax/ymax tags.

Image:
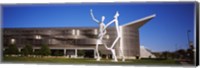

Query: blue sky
<box><xmin>2</xmin><ymin>3</ymin><xmax>195</xmax><ymax>52</ymax></box>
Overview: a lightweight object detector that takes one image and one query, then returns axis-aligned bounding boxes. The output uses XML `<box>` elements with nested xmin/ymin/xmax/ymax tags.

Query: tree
<box><xmin>21</xmin><ymin>48</ymin><xmax>28</xmax><ymax>56</ymax></box>
<box><xmin>176</xmin><ymin>49</ymin><xmax>186</xmax><ymax>59</ymax></box>
<box><xmin>162</xmin><ymin>51</ymin><xmax>170</xmax><ymax>59</ymax></box>
<box><xmin>39</xmin><ymin>44</ymin><xmax>51</xmax><ymax>56</ymax></box>
<box><xmin>187</xmin><ymin>48</ymin><xmax>194</xmax><ymax>64</ymax></box>
<box><xmin>33</xmin><ymin>49</ymin><xmax>40</xmax><ymax>57</ymax></box>
<box><xmin>169</xmin><ymin>52</ymin><xmax>176</xmax><ymax>59</ymax></box>
<box><xmin>21</xmin><ymin>45</ymin><xmax>33</xmax><ymax>56</ymax></box>
<box><xmin>4</xmin><ymin>44</ymin><xmax>19</xmax><ymax>55</ymax></box>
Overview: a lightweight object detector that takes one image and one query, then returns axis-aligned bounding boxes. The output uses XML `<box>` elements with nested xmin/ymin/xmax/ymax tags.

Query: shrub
<box><xmin>4</xmin><ymin>44</ymin><xmax>19</xmax><ymax>55</ymax></box>
<box><xmin>21</xmin><ymin>45</ymin><xmax>33</xmax><ymax>56</ymax></box>
<box><xmin>39</xmin><ymin>44</ymin><xmax>51</xmax><ymax>56</ymax></box>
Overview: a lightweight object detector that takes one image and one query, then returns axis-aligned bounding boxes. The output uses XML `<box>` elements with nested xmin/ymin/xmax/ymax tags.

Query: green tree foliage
<box><xmin>4</xmin><ymin>44</ymin><xmax>19</xmax><ymax>55</ymax></box>
<box><xmin>176</xmin><ymin>49</ymin><xmax>186</xmax><ymax>59</ymax></box>
<box><xmin>186</xmin><ymin>48</ymin><xmax>194</xmax><ymax>64</ymax></box>
<box><xmin>39</xmin><ymin>44</ymin><xmax>51</xmax><ymax>56</ymax></box>
<box><xmin>33</xmin><ymin>49</ymin><xmax>40</xmax><ymax>56</ymax></box>
<box><xmin>21</xmin><ymin>45</ymin><xmax>33</xmax><ymax>56</ymax></box>
<box><xmin>162</xmin><ymin>51</ymin><xmax>170</xmax><ymax>59</ymax></box>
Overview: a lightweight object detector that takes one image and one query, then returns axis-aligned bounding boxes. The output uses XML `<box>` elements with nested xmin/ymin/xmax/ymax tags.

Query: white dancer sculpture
<box><xmin>90</xmin><ymin>9</ymin><xmax>125</xmax><ymax>62</ymax></box>
<box><xmin>90</xmin><ymin>9</ymin><xmax>106</xmax><ymax>61</ymax></box>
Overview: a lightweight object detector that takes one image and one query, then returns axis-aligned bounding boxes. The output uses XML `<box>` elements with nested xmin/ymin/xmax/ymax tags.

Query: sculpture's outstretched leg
<box><xmin>121</xmin><ymin>52</ymin><xmax>125</xmax><ymax>62</ymax></box>
<box><xmin>110</xmin><ymin>36</ymin><xmax>120</xmax><ymax>49</ymax></box>
<box><xmin>120</xmin><ymin>45</ymin><xmax>125</xmax><ymax>62</ymax></box>
<box><xmin>96</xmin><ymin>40</ymin><xmax>101</xmax><ymax>61</ymax></box>
<box><xmin>109</xmin><ymin>36</ymin><xmax>120</xmax><ymax>62</ymax></box>
<box><xmin>110</xmin><ymin>49</ymin><xmax>118</xmax><ymax>62</ymax></box>
<box><xmin>104</xmin><ymin>41</ymin><xmax>118</xmax><ymax>62</ymax></box>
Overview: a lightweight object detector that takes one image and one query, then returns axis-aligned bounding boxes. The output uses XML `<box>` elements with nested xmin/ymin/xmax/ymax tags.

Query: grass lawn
<box><xmin>2</xmin><ymin>56</ymin><xmax>181</xmax><ymax>65</ymax></box>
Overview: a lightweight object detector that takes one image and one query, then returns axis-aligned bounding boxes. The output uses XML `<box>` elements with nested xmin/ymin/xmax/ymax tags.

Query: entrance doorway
<box><xmin>66</xmin><ymin>49</ymin><xmax>75</xmax><ymax>58</ymax></box>
<box><xmin>77</xmin><ymin>49</ymin><xmax>94</xmax><ymax>58</ymax></box>
<box><xmin>84</xmin><ymin>50</ymin><xmax>94</xmax><ymax>58</ymax></box>
<box><xmin>51</xmin><ymin>49</ymin><xmax>64</xmax><ymax>56</ymax></box>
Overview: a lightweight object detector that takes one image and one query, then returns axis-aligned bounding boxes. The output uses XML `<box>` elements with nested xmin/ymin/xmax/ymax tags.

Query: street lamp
<box><xmin>187</xmin><ymin>30</ymin><xmax>191</xmax><ymax>48</ymax></box>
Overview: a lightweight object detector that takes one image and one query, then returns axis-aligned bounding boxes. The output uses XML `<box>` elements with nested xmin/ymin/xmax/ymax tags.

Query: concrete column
<box><xmin>94</xmin><ymin>49</ymin><xmax>97</xmax><ymax>58</ymax></box>
<box><xmin>33</xmin><ymin>49</ymin><xmax>35</xmax><ymax>52</ymax></box>
<box><xmin>106</xmin><ymin>54</ymin><xmax>109</xmax><ymax>59</ymax></box>
<box><xmin>3</xmin><ymin>48</ymin><xmax>5</xmax><ymax>51</ymax></box>
<box><xmin>64</xmin><ymin>49</ymin><xmax>66</xmax><ymax>56</ymax></box>
<box><xmin>18</xmin><ymin>48</ymin><xmax>21</xmax><ymax>52</ymax></box>
<box><xmin>75</xmin><ymin>49</ymin><xmax>77</xmax><ymax>58</ymax></box>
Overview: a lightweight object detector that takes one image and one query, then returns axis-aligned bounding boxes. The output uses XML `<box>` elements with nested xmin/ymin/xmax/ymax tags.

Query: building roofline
<box><xmin>3</xmin><ymin>26</ymin><xmax>97</xmax><ymax>29</ymax></box>
<box><xmin>121</xmin><ymin>14</ymin><xmax>156</xmax><ymax>27</ymax></box>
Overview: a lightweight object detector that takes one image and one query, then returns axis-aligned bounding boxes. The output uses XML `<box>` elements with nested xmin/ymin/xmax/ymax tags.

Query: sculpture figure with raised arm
<box><xmin>90</xmin><ymin>9</ymin><xmax>106</xmax><ymax>61</ymax></box>
<box><xmin>90</xmin><ymin>9</ymin><xmax>125</xmax><ymax>62</ymax></box>
<box><xmin>103</xmin><ymin>11</ymin><xmax>125</xmax><ymax>62</ymax></box>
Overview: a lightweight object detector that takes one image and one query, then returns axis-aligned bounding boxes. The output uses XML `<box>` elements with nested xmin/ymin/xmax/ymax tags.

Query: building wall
<box><xmin>121</xmin><ymin>27</ymin><xmax>140</xmax><ymax>59</ymax></box>
<box><xmin>140</xmin><ymin>46</ymin><xmax>156</xmax><ymax>58</ymax></box>
<box><xmin>3</xmin><ymin>14</ymin><xmax>155</xmax><ymax>59</ymax></box>
<box><xmin>3</xmin><ymin>27</ymin><xmax>140</xmax><ymax>59</ymax></box>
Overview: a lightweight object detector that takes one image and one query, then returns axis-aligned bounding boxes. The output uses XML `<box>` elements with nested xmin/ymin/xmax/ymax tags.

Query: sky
<box><xmin>2</xmin><ymin>2</ymin><xmax>195</xmax><ymax>52</ymax></box>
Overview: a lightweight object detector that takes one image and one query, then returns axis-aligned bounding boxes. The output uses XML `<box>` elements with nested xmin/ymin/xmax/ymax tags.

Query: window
<box><xmin>76</xmin><ymin>30</ymin><xmax>80</xmax><ymax>36</ymax></box>
<box><xmin>35</xmin><ymin>35</ymin><xmax>42</xmax><ymax>39</ymax></box>
<box><xmin>72</xmin><ymin>29</ymin><xmax>75</xmax><ymax>35</ymax></box>
<box><xmin>106</xmin><ymin>35</ymin><xmax>110</xmax><ymax>39</ymax></box>
<box><xmin>94</xmin><ymin>29</ymin><xmax>98</xmax><ymax>35</ymax></box>
<box><xmin>11</xmin><ymin>38</ymin><xmax>15</xmax><ymax>44</ymax></box>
